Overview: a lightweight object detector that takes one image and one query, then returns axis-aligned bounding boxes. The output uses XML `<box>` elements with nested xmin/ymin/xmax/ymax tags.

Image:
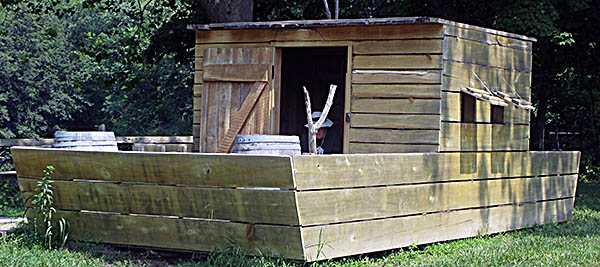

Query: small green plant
<box><xmin>315</xmin><ymin>227</ymin><xmax>333</xmax><ymax>260</ymax></box>
<box><xmin>26</xmin><ymin>165</ymin><xmax>70</xmax><ymax>249</ymax></box>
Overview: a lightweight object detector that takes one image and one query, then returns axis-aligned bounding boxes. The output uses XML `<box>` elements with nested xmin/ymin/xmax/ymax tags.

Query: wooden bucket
<box><xmin>232</xmin><ymin>135</ymin><xmax>300</xmax><ymax>156</ymax></box>
<box><xmin>53</xmin><ymin>131</ymin><xmax>118</xmax><ymax>151</ymax></box>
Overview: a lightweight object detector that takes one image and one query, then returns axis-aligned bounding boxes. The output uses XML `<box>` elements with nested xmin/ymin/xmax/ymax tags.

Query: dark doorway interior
<box><xmin>280</xmin><ymin>47</ymin><xmax>347</xmax><ymax>154</ymax></box>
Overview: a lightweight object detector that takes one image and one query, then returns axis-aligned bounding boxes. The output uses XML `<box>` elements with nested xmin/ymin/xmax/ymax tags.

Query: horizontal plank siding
<box><xmin>443</xmin><ymin>37</ymin><xmax>532</xmax><ymax>72</ymax></box>
<box><xmin>353</xmin><ymin>55</ymin><xmax>442</xmax><ymax>70</ymax></box>
<box><xmin>350</xmin><ymin>128</ymin><xmax>439</xmax><ymax>144</ymax></box>
<box><xmin>442</xmin><ymin>61</ymin><xmax>530</xmax><ymax>100</ymax></box>
<box><xmin>439</xmin><ymin>123</ymin><xmax>529</xmax><ymax>151</ymax></box>
<box><xmin>351</xmin><ymin>99</ymin><xmax>440</xmax><ymax>114</ymax></box>
<box><xmin>351</xmin><ymin>114</ymin><xmax>440</xmax><ymax>129</ymax></box>
<box><xmin>296</xmin><ymin>175</ymin><xmax>576</xmax><ymax>225</ymax></box>
<box><xmin>196</xmin><ymin>24</ymin><xmax>443</xmax><ymax>44</ymax></box>
<box><xmin>444</xmin><ymin>25</ymin><xmax>532</xmax><ymax>51</ymax></box>
<box><xmin>193</xmin><ymin>85</ymin><xmax>202</xmax><ymax>97</ymax></box>
<box><xmin>291</xmin><ymin>151</ymin><xmax>580</xmax><ymax>190</ymax></box>
<box><xmin>349</xmin><ymin>143</ymin><xmax>438</xmax><ymax>153</ymax></box>
<box><xmin>301</xmin><ymin>198</ymin><xmax>573</xmax><ymax>261</ymax></box>
<box><xmin>11</xmin><ymin>148</ymin><xmax>295</xmax><ymax>188</ymax></box>
<box><xmin>352</xmin><ymin>70</ymin><xmax>441</xmax><ymax>84</ymax></box>
<box><xmin>352</xmin><ymin>84</ymin><xmax>440</xmax><ymax>98</ymax></box>
<box><xmin>353</xmin><ymin>39</ymin><xmax>443</xmax><ymax>54</ymax></box>
<box><xmin>19</xmin><ymin>178</ymin><xmax>299</xmax><ymax>225</ymax></box>
<box><xmin>54</xmin><ymin>211</ymin><xmax>305</xmax><ymax>260</ymax></box>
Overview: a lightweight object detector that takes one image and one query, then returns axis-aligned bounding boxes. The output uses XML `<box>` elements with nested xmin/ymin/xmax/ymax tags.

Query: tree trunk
<box><xmin>198</xmin><ymin>0</ymin><xmax>253</xmax><ymax>23</ymax></box>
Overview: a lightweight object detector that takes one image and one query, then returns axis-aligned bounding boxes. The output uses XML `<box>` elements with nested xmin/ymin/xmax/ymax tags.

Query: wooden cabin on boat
<box><xmin>190</xmin><ymin>17</ymin><xmax>534</xmax><ymax>154</ymax></box>
<box><xmin>11</xmin><ymin>17</ymin><xmax>579</xmax><ymax>262</ymax></box>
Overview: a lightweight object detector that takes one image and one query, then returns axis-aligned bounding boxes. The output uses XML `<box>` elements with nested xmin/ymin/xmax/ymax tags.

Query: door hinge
<box><xmin>345</xmin><ymin>112</ymin><xmax>351</xmax><ymax>123</ymax></box>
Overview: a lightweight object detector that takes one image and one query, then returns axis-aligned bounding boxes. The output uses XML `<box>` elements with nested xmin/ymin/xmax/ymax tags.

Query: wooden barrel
<box><xmin>232</xmin><ymin>135</ymin><xmax>300</xmax><ymax>156</ymax></box>
<box><xmin>53</xmin><ymin>131</ymin><xmax>118</xmax><ymax>151</ymax></box>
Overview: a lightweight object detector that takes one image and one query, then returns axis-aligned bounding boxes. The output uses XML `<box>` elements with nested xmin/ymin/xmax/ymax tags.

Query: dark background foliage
<box><xmin>0</xmin><ymin>0</ymin><xmax>598</xmax><ymax>179</ymax></box>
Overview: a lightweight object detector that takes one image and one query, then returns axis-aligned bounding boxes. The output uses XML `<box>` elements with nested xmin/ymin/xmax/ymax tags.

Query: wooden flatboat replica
<box><xmin>12</xmin><ymin>17</ymin><xmax>579</xmax><ymax>262</ymax></box>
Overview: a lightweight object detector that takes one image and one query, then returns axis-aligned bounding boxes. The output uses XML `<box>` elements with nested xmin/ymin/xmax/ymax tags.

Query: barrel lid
<box><xmin>234</xmin><ymin>134</ymin><xmax>300</xmax><ymax>144</ymax></box>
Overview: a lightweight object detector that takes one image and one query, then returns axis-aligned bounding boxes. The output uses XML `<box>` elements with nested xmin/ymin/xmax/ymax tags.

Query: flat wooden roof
<box><xmin>187</xmin><ymin>17</ymin><xmax>536</xmax><ymax>42</ymax></box>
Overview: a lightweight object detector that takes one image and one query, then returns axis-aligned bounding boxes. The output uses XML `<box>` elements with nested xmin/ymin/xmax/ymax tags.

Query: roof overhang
<box><xmin>187</xmin><ymin>17</ymin><xmax>536</xmax><ymax>42</ymax></box>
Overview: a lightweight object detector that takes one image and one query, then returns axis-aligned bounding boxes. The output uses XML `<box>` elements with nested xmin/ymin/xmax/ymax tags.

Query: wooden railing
<box><xmin>0</xmin><ymin>136</ymin><xmax>193</xmax><ymax>171</ymax></box>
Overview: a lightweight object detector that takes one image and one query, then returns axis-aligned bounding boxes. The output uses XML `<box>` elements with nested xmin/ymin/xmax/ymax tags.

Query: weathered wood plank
<box><xmin>315</xmin><ymin>24</ymin><xmax>444</xmax><ymax>41</ymax></box>
<box><xmin>350</xmin><ymin>128</ymin><xmax>439</xmax><ymax>144</ymax></box>
<box><xmin>19</xmin><ymin>178</ymin><xmax>299</xmax><ymax>225</ymax></box>
<box><xmin>351</xmin><ymin>99</ymin><xmax>440</xmax><ymax>114</ymax></box>
<box><xmin>443</xmin><ymin>36</ymin><xmax>532</xmax><ymax>71</ymax></box>
<box><xmin>439</xmin><ymin>123</ymin><xmax>529</xmax><ymax>151</ymax></box>
<box><xmin>196</xmin><ymin>24</ymin><xmax>443</xmax><ymax>44</ymax></box>
<box><xmin>194</xmin><ymin>71</ymin><xmax>203</xmax><ymax>84</ymax></box>
<box><xmin>444</xmin><ymin>25</ymin><xmax>533</xmax><ymax>51</ymax></box>
<box><xmin>296</xmin><ymin>175</ymin><xmax>577</xmax><ymax>226</ymax></box>
<box><xmin>352</xmin><ymin>84</ymin><xmax>441</xmax><ymax>98</ymax></box>
<box><xmin>351</xmin><ymin>114</ymin><xmax>440</xmax><ymax>129</ymax></box>
<box><xmin>291</xmin><ymin>151</ymin><xmax>580</xmax><ymax>190</ymax></box>
<box><xmin>203</xmin><ymin>64</ymin><xmax>269</xmax><ymax>82</ymax></box>
<box><xmin>193</xmin><ymin>96</ymin><xmax>202</xmax><ymax>111</ymax></box>
<box><xmin>301</xmin><ymin>198</ymin><xmax>573</xmax><ymax>261</ymax></box>
<box><xmin>12</xmin><ymin>147</ymin><xmax>295</xmax><ymax>188</ymax></box>
<box><xmin>349</xmin><ymin>143</ymin><xmax>438</xmax><ymax>153</ymax></box>
<box><xmin>132</xmin><ymin>143</ymin><xmax>192</xmax><ymax>152</ymax></box>
<box><xmin>353</xmin><ymin>39</ymin><xmax>443</xmax><ymax>54</ymax></box>
<box><xmin>353</xmin><ymin>55</ymin><xmax>442</xmax><ymax>70</ymax></box>
<box><xmin>0</xmin><ymin>139</ymin><xmax>54</xmax><ymax>147</ymax></box>
<box><xmin>442</xmin><ymin>61</ymin><xmax>531</xmax><ymax>100</ymax></box>
<box><xmin>56</xmin><ymin>211</ymin><xmax>305</xmax><ymax>260</ymax></box>
<box><xmin>193</xmin><ymin>84</ymin><xmax>202</xmax><ymax>97</ymax></box>
<box><xmin>352</xmin><ymin>70</ymin><xmax>441</xmax><ymax>84</ymax></box>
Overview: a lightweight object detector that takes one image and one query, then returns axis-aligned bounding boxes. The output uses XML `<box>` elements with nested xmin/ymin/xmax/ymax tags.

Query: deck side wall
<box><xmin>440</xmin><ymin>25</ymin><xmax>533</xmax><ymax>152</ymax></box>
<box><xmin>193</xmin><ymin>24</ymin><xmax>445</xmax><ymax>153</ymax></box>
<box><xmin>292</xmin><ymin>151</ymin><xmax>580</xmax><ymax>261</ymax></box>
<box><xmin>12</xmin><ymin>147</ymin><xmax>304</xmax><ymax>260</ymax></box>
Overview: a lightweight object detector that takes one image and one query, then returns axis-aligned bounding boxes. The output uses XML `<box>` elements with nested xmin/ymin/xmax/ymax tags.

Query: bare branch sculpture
<box><xmin>322</xmin><ymin>0</ymin><xmax>332</xmax><ymax>19</ymax></box>
<box><xmin>303</xmin><ymin>84</ymin><xmax>337</xmax><ymax>154</ymax></box>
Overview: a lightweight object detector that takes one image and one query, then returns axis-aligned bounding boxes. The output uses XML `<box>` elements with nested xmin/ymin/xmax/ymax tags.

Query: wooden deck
<box><xmin>12</xmin><ymin>147</ymin><xmax>579</xmax><ymax>261</ymax></box>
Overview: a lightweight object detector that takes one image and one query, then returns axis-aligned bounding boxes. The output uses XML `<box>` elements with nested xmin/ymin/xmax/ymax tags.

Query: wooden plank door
<box><xmin>200</xmin><ymin>47</ymin><xmax>275</xmax><ymax>153</ymax></box>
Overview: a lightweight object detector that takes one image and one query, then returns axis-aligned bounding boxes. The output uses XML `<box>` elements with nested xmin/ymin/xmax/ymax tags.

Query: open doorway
<box><xmin>279</xmin><ymin>47</ymin><xmax>347</xmax><ymax>154</ymax></box>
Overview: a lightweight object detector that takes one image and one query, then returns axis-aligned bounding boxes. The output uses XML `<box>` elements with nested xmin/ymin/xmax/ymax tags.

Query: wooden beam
<box><xmin>301</xmin><ymin>198</ymin><xmax>573</xmax><ymax>261</ymax></box>
<box><xmin>349</xmin><ymin>143</ymin><xmax>438</xmax><ymax>153</ymax></box>
<box><xmin>350</xmin><ymin>128</ymin><xmax>439</xmax><ymax>144</ymax></box>
<box><xmin>291</xmin><ymin>151</ymin><xmax>580</xmax><ymax>190</ymax></box>
<box><xmin>296</xmin><ymin>175</ymin><xmax>577</xmax><ymax>225</ymax></box>
<box><xmin>55</xmin><ymin>210</ymin><xmax>305</xmax><ymax>260</ymax></box>
<box><xmin>352</xmin><ymin>70</ymin><xmax>441</xmax><ymax>84</ymax></box>
<box><xmin>353</xmin><ymin>39</ymin><xmax>443</xmax><ymax>55</ymax></box>
<box><xmin>20</xmin><ymin>178</ymin><xmax>299</xmax><ymax>225</ymax></box>
<box><xmin>12</xmin><ymin>147</ymin><xmax>295</xmax><ymax>189</ymax></box>
<box><xmin>353</xmin><ymin>55</ymin><xmax>442</xmax><ymax>70</ymax></box>
<box><xmin>352</xmin><ymin>99</ymin><xmax>440</xmax><ymax>114</ymax></box>
<box><xmin>203</xmin><ymin>64</ymin><xmax>269</xmax><ymax>82</ymax></box>
<box><xmin>351</xmin><ymin>114</ymin><xmax>440</xmax><ymax>129</ymax></box>
<box><xmin>352</xmin><ymin>84</ymin><xmax>441</xmax><ymax>99</ymax></box>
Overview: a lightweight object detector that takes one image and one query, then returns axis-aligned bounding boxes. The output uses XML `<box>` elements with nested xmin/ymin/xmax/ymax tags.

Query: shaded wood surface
<box><xmin>302</xmin><ymin>198</ymin><xmax>572</xmax><ymax>261</ymax></box>
<box><xmin>297</xmin><ymin>175</ymin><xmax>576</xmax><ymax>225</ymax></box>
<box><xmin>56</xmin><ymin>211</ymin><xmax>305</xmax><ymax>260</ymax></box>
<box><xmin>19</xmin><ymin>178</ymin><xmax>299</xmax><ymax>225</ymax></box>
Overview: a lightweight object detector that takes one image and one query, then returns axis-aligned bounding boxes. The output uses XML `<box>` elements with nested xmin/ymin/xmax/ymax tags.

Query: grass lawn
<box><xmin>0</xmin><ymin>181</ymin><xmax>598</xmax><ymax>266</ymax></box>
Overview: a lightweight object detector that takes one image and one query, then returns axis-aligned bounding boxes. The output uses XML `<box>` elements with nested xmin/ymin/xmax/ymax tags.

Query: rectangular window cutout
<box><xmin>461</xmin><ymin>93</ymin><xmax>475</xmax><ymax>123</ymax></box>
<box><xmin>491</xmin><ymin>105</ymin><xmax>505</xmax><ymax>124</ymax></box>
